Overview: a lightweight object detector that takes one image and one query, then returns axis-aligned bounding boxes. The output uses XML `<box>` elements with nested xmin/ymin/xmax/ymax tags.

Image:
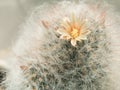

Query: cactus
<box><xmin>20</xmin><ymin>1</ymin><xmax>110</xmax><ymax>90</ymax></box>
<box><xmin>23</xmin><ymin>29</ymin><xmax>109</xmax><ymax>90</ymax></box>
<box><xmin>1</xmin><ymin>0</ymin><xmax>120</xmax><ymax>90</ymax></box>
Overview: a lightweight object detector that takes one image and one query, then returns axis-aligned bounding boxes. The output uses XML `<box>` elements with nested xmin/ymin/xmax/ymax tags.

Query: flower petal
<box><xmin>63</xmin><ymin>17</ymin><xmax>70</xmax><ymax>22</ymax></box>
<box><xmin>60</xmin><ymin>35</ymin><xmax>71</xmax><ymax>40</ymax></box>
<box><xmin>71</xmin><ymin>39</ymin><xmax>77</xmax><ymax>46</ymax></box>
<box><xmin>57</xmin><ymin>29</ymin><xmax>68</xmax><ymax>35</ymax></box>
<box><xmin>81</xmin><ymin>30</ymin><xmax>91</xmax><ymax>35</ymax></box>
<box><xmin>76</xmin><ymin>35</ymin><xmax>87</xmax><ymax>41</ymax></box>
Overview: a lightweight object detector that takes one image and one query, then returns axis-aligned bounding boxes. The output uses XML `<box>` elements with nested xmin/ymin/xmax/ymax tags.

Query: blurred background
<box><xmin>0</xmin><ymin>0</ymin><xmax>119</xmax><ymax>50</ymax></box>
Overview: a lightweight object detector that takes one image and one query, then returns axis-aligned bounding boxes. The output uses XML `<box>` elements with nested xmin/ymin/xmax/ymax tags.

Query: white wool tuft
<box><xmin>0</xmin><ymin>0</ymin><xmax>120</xmax><ymax>90</ymax></box>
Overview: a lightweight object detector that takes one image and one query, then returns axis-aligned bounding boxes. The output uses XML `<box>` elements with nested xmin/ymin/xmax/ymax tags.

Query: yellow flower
<box><xmin>57</xmin><ymin>14</ymin><xmax>91</xmax><ymax>46</ymax></box>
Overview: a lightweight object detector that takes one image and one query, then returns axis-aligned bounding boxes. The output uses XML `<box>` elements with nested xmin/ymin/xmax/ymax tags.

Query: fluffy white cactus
<box><xmin>0</xmin><ymin>0</ymin><xmax>120</xmax><ymax>90</ymax></box>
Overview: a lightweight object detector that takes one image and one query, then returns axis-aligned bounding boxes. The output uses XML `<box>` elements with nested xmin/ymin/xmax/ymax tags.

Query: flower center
<box><xmin>70</xmin><ymin>28</ymin><xmax>80</xmax><ymax>39</ymax></box>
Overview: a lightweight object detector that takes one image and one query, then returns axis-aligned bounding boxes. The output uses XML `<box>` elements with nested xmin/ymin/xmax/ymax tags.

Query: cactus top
<box><xmin>57</xmin><ymin>14</ymin><xmax>91</xmax><ymax>46</ymax></box>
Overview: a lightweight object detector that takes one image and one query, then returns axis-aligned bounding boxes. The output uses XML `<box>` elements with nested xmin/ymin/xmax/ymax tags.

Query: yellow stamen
<box><xmin>57</xmin><ymin>14</ymin><xmax>91</xmax><ymax>46</ymax></box>
<box><xmin>70</xmin><ymin>28</ymin><xmax>79</xmax><ymax>39</ymax></box>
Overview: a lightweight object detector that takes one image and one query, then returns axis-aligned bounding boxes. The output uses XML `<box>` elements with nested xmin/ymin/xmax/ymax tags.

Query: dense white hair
<box><xmin>0</xmin><ymin>0</ymin><xmax>120</xmax><ymax>90</ymax></box>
